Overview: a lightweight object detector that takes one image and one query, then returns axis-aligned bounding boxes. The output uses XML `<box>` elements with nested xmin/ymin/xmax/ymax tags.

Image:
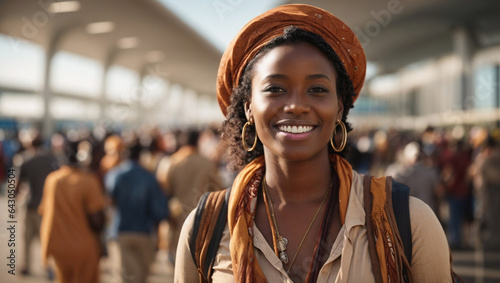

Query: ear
<box><xmin>244</xmin><ymin>102</ymin><xmax>253</xmax><ymax>123</ymax></box>
<box><xmin>336</xmin><ymin>99</ymin><xmax>344</xmax><ymax>121</ymax></box>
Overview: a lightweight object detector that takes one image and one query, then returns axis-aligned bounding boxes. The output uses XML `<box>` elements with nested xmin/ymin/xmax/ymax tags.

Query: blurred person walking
<box><xmin>0</xmin><ymin>133</ymin><xmax>6</xmax><ymax>186</ymax></box>
<box><xmin>391</xmin><ymin>142</ymin><xmax>442</xmax><ymax>217</ymax></box>
<box><xmin>140</xmin><ymin>130</ymin><xmax>166</xmax><ymax>173</ymax></box>
<box><xmin>475</xmin><ymin>136</ymin><xmax>500</xmax><ymax>250</ymax></box>
<box><xmin>105</xmin><ymin>141</ymin><xmax>169</xmax><ymax>283</ymax></box>
<box><xmin>38</xmin><ymin>140</ymin><xmax>106</xmax><ymax>283</ymax></box>
<box><xmin>161</xmin><ymin>129</ymin><xmax>223</xmax><ymax>262</ymax></box>
<box><xmin>100</xmin><ymin>134</ymin><xmax>127</xmax><ymax>242</ymax></box>
<box><xmin>100</xmin><ymin>134</ymin><xmax>126</xmax><ymax>175</ymax></box>
<box><xmin>442</xmin><ymin>139</ymin><xmax>473</xmax><ymax>249</ymax></box>
<box><xmin>15</xmin><ymin>134</ymin><xmax>59</xmax><ymax>275</ymax></box>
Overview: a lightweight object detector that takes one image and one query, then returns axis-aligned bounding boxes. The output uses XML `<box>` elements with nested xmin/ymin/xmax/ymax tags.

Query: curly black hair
<box><xmin>221</xmin><ymin>26</ymin><xmax>356</xmax><ymax>171</ymax></box>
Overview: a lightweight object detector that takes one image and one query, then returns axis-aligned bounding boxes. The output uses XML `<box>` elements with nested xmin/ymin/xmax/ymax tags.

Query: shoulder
<box><xmin>44</xmin><ymin>169</ymin><xmax>60</xmax><ymax>185</ymax></box>
<box><xmin>112</xmin><ymin>162</ymin><xmax>135</xmax><ymax>179</ymax></box>
<box><xmin>409</xmin><ymin>196</ymin><xmax>442</xmax><ymax>234</ymax></box>
<box><xmin>181</xmin><ymin>208</ymin><xmax>196</xmax><ymax>238</ymax></box>
<box><xmin>174</xmin><ymin>209</ymin><xmax>202</xmax><ymax>282</ymax></box>
<box><xmin>408</xmin><ymin>196</ymin><xmax>452</xmax><ymax>281</ymax></box>
<box><xmin>46</xmin><ymin>168</ymin><xmax>59</xmax><ymax>179</ymax></box>
<box><xmin>47</xmin><ymin>167</ymin><xmax>67</xmax><ymax>180</ymax></box>
<box><xmin>82</xmin><ymin>169</ymin><xmax>97</xmax><ymax>178</ymax></box>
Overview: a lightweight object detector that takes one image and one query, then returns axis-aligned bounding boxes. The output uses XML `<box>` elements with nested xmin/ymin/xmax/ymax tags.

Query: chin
<box><xmin>275</xmin><ymin>146</ymin><xmax>329</xmax><ymax>163</ymax></box>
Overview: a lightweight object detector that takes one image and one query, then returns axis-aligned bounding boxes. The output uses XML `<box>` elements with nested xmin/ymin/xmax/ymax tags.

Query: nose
<box><xmin>283</xmin><ymin>91</ymin><xmax>310</xmax><ymax>114</ymax></box>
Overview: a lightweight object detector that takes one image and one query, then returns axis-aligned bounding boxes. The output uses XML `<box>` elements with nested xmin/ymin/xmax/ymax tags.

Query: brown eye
<box><xmin>310</xmin><ymin>87</ymin><xmax>327</xmax><ymax>92</ymax></box>
<box><xmin>264</xmin><ymin>86</ymin><xmax>286</xmax><ymax>93</ymax></box>
<box><xmin>309</xmin><ymin>86</ymin><xmax>328</xmax><ymax>95</ymax></box>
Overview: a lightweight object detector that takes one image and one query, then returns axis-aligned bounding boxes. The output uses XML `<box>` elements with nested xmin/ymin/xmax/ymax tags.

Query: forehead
<box><xmin>253</xmin><ymin>43</ymin><xmax>337</xmax><ymax>76</ymax></box>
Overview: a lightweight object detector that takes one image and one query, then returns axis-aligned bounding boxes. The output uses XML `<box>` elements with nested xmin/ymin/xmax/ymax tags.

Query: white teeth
<box><xmin>278</xmin><ymin>125</ymin><xmax>314</xmax><ymax>134</ymax></box>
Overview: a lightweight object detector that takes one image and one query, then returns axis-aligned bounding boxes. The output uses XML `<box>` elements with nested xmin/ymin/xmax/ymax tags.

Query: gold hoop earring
<box><xmin>242</xmin><ymin>121</ymin><xmax>258</xmax><ymax>152</ymax></box>
<box><xmin>330</xmin><ymin>120</ymin><xmax>347</xmax><ymax>152</ymax></box>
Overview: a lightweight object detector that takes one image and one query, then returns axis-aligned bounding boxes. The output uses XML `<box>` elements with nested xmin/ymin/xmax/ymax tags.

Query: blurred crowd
<box><xmin>0</xmin><ymin>125</ymin><xmax>227</xmax><ymax>282</ymax></box>
<box><xmin>1</xmin><ymin>123</ymin><xmax>499</xmax><ymax>282</ymax></box>
<box><xmin>347</xmin><ymin>125</ymin><xmax>500</xmax><ymax>251</ymax></box>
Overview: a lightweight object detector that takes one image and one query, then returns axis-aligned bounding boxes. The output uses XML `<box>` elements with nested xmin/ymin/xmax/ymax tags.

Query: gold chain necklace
<box><xmin>262</xmin><ymin>176</ymin><xmax>331</xmax><ymax>273</ymax></box>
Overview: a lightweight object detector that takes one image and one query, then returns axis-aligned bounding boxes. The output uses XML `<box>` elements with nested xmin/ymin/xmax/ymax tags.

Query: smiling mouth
<box><xmin>277</xmin><ymin>125</ymin><xmax>315</xmax><ymax>134</ymax></box>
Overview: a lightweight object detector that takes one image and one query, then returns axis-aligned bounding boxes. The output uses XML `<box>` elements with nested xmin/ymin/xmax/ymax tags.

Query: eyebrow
<box><xmin>264</xmin><ymin>74</ymin><xmax>288</xmax><ymax>80</ymax></box>
<box><xmin>263</xmin><ymin>74</ymin><xmax>331</xmax><ymax>81</ymax></box>
<box><xmin>306</xmin><ymin>74</ymin><xmax>331</xmax><ymax>81</ymax></box>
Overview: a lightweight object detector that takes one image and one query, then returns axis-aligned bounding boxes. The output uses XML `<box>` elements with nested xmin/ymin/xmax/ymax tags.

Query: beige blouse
<box><xmin>175</xmin><ymin>171</ymin><xmax>452</xmax><ymax>282</ymax></box>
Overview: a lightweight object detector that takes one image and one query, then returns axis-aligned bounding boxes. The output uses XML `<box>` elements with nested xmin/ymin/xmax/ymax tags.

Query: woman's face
<box><xmin>247</xmin><ymin>42</ymin><xmax>343</xmax><ymax>162</ymax></box>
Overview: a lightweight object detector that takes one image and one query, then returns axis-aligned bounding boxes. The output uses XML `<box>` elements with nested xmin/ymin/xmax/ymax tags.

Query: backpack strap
<box><xmin>189</xmin><ymin>188</ymin><xmax>230</xmax><ymax>282</ymax></box>
<box><xmin>391</xmin><ymin>179</ymin><xmax>413</xmax><ymax>265</ymax></box>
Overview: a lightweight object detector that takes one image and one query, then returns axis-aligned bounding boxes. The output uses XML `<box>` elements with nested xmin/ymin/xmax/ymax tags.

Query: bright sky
<box><xmin>158</xmin><ymin>0</ymin><xmax>380</xmax><ymax>78</ymax></box>
<box><xmin>158</xmin><ymin>0</ymin><xmax>285</xmax><ymax>52</ymax></box>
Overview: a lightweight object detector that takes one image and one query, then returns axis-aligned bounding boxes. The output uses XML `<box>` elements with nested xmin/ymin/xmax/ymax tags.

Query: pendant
<box><xmin>277</xmin><ymin>237</ymin><xmax>288</xmax><ymax>264</ymax></box>
<box><xmin>277</xmin><ymin>237</ymin><xmax>288</xmax><ymax>251</ymax></box>
<box><xmin>279</xmin><ymin>250</ymin><xmax>289</xmax><ymax>265</ymax></box>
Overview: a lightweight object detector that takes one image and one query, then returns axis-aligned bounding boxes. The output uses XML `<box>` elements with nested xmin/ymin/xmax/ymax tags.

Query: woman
<box><xmin>39</xmin><ymin>140</ymin><xmax>106</xmax><ymax>283</ymax></box>
<box><xmin>175</xmin><ymin>4</ymin><xmax>453</xmax><ymax>282</ymax></box>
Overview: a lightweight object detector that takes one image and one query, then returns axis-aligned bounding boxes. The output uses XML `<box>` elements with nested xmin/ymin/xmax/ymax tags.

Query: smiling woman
<box><xmin>223</xmin><ymin>27</ymin><xmax>356</xmax><ymax>170</ymax></box>
<box><xmin>248</xmin><ymin>41</ymin><xmax>342</xmax><ymax>163</ymax></box>
<box><xmin>175</xmin><ymin>4</ymin><xmax>457</xmax><ymax>283</ymax></box>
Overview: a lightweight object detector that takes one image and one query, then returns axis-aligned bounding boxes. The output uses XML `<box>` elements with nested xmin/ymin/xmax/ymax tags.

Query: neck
<box><xmin>263</xmin><ymin>148</ymin><xmax>332</xmax><ymax>204</ymax></box>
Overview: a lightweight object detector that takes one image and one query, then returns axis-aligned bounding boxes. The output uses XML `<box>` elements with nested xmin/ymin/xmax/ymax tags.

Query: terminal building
<box><xmin>1</xmin><ymin>0</ymin><xmax>499</xmax><ymax>138</ymax></box>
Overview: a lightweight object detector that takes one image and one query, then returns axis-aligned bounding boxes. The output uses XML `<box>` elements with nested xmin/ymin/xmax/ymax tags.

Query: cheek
<box><xmin>250</xmin><ymin>100</ymin><xmax>278</xmax><ymax>141</ymax></box>
<box><xmin>319</xmin><ymin>102</ymin><xmax>340</xmax><ymax>132</ymax></box>
<box><xmin>250</xmin><ymin>93</ymin><xmax>274</xmax><ymax>121</ymax></box>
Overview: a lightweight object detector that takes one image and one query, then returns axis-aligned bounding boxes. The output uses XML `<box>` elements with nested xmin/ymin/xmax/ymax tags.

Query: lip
<box><xmin>276</xmin><ymin>130</ymin><xmax>316</xmax><ymax>141</ymax></box>
<box><xmin>273</xmin><ymin>119</ymin><xmax>318</xmax><ymax>141</ymax></box>
<box><xmin>274</xmin><ymin>119</ymin><xmax>317</xmax><ymax>127</ymax></box>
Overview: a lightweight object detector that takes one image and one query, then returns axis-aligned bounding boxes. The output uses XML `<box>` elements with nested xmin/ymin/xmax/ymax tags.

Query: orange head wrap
<box><xmin>216</xmin><ymin>4</ymin><xmax>366</xmax><ymax>117</ymax></box>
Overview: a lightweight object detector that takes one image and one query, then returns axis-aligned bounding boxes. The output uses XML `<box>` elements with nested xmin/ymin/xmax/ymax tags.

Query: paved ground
<box><xmin>452</xmin><ymin>249</ymin><xmax>500</xmax><ymax>283</ymax></box>
<box><xmin>0</xmin><ymin>192</ymin><xmax>174</xmax><ymax>283</ymax></box>
<box><xmin>0</xmin><ymin>243</ymin><xmax>174</xmax><ymax>283</ymax></box>
<box><xmin>1</xmin><ymin>194</ymin><xmax>499</xmax><ymax>283</ymax></box>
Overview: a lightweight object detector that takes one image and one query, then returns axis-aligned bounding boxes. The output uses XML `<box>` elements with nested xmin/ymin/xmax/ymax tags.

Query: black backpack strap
<box><xmin>203</xmin><ymin>188</ymin><xmax>231</xmax><ymax>277</ymax></box>
<box><xmin>190</xmin><ymin>191</ymin><xmax>210</xmax><ymax>265</ymax></box>
<box><xmin>189</xmin><ymin>188</ymin><xmax>231</xmax><ymax>282</ymax></box>
<box><xmin>391</xmin><ymin>180</ymin><xmax>413</xmax><ymax>265</ymax></box>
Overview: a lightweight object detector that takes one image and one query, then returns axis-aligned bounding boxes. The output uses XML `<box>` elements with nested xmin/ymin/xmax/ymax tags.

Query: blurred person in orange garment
<box><xmin>38</xmin><ymin>140</ymin><xmax>106</xmax><ymax>283</ymax></box>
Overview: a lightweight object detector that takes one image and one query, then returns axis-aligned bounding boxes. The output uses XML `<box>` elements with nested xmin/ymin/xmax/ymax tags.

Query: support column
<box><xmin>99</xmin><ymin>48</ymin><xmax>118</xmax><ymax>121</ymax></box>
<box><xmin>453</xmin><ymin>27</ymin><xmax>477</xmax><ymax>111</ymax></box>
<box><xmin>495</xmin><ymin>64</ymin><xmax>500</xmax><ymax>128</ymax></box>
<box><xmin>42</xmin><ymin>30</ymin><xmax>64</xmax><ymax>140</ymax></box>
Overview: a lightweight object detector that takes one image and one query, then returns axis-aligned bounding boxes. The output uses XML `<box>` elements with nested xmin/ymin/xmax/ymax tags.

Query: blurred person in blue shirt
<box><xmin>105</xmin><ymin>140</ymin><xmax>169</xmax><ymax>283</ymax></box>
